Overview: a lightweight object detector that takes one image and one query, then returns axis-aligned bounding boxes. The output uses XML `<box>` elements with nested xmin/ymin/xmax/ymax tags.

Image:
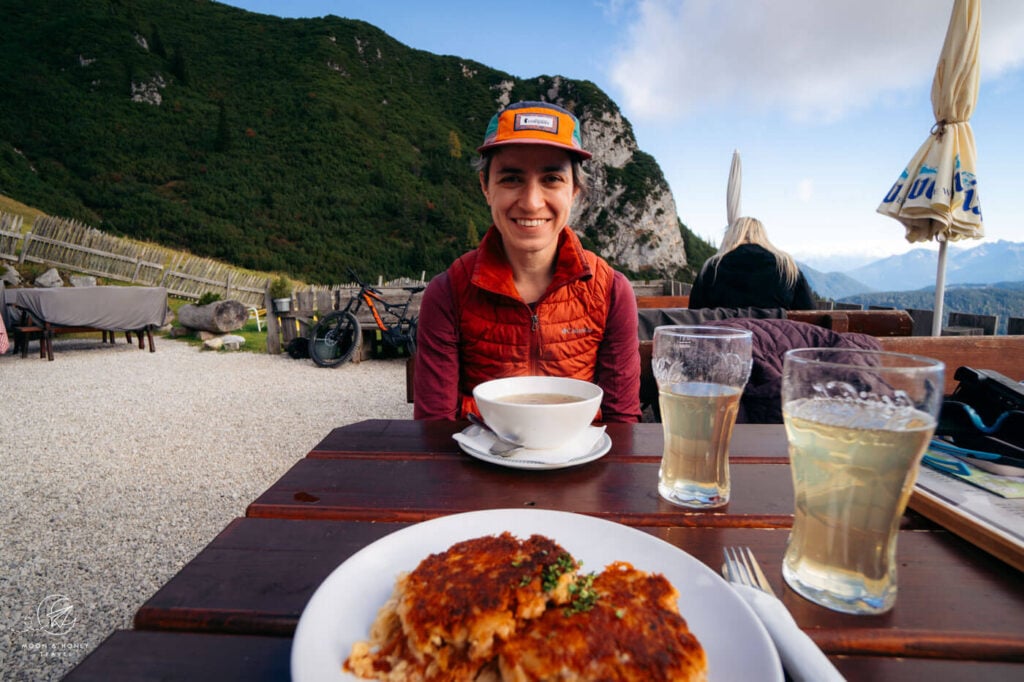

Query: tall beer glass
<box><xmin>652</xmin><ymin>325</ymin><xmax>753</xmax><ymax>509</ymax></box>
<box><xmin>781</xmin><ymin>348</ymin><xmax>944</xmax><ymax>615</ymax></box>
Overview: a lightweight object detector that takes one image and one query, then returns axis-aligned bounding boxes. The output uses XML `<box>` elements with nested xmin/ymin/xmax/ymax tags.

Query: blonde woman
<box><xmin>688</xmin><ymin>217</ymin><xmax>815</xmax><ymax>310</ymax></box>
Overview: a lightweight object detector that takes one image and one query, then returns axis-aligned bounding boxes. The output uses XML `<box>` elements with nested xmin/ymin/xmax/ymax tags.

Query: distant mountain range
<box><xmin>800</xmin><ymin>240</ymin><xmax>1024</xmax><ymax>299</ymax></box>
<box><xmin>798</xmin><ymin>240</ymin><xmax>1024</xmax><ymax>333</ymax></box>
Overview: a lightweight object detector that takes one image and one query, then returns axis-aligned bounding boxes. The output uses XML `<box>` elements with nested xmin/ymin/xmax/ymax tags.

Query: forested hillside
<box><xmin>841</xmin><ymin>285</ymin><xmax>1024</xmax><ymax>333</ymax></box>
<box><xmin>0</xmin><ymin>0</ymin><xmax>710</xmax><ymax>283</ymax></box>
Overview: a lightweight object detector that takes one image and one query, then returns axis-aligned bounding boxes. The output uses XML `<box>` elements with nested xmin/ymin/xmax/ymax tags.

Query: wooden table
<box><xmin>65</xmin><ymin>420</ymin><xmax>1024</xmax><ymax>681</ymax></box>
<box><xmin>2</xmin><ymin>286</ymin><xmax>168</xmax><ymax>360</ymax></box>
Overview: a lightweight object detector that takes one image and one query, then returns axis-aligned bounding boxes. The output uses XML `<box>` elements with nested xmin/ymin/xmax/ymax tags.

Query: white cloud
<box><xmin>796</xmin><ymin>179</ymin><xmax>813</xmax><ymax>203</ymax></box>
<box><xmin>609</xmin><ymin>0</ymin><xmax>1024</xmax><ymax>123</ymax></box>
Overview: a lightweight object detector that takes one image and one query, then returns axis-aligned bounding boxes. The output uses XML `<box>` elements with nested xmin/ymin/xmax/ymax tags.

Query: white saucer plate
<box><xmin>455</xmin><ymin>427</ymin><xmax>612</xmax><ymax>470</ymax></box>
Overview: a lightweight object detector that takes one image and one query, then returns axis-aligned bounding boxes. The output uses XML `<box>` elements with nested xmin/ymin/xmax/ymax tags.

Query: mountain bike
<box><xmin>308</xmin><ymin>270</ymin><xmax>424</xmax><ymax>367</ymax></box>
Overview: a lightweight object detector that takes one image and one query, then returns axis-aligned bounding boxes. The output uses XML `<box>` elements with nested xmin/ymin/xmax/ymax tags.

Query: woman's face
<box><xmin>480</xmin><ymin>144</ymin><xmax>579</xmax><ymax>262</ymax></box>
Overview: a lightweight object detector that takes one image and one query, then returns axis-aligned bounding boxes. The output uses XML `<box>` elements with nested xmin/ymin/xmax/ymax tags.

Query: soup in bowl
<box><xmin>473</xmin><ymin>376</ymin><xmax>603</xmax><ymax>450</ymax></box>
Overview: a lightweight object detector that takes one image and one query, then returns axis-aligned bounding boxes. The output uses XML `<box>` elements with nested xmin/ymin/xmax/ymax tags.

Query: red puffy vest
<box><xmin>447</xmin><ymin>227</ymin><xmax>614</xmax><ymax>416</ymax></box>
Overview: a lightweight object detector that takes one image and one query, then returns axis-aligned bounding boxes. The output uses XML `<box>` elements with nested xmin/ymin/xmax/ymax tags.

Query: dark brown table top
<box><xmin>67</xmin><ymin>420</ymin><xmax>1024</xmax><ymax>680</ymax></box>
<box><xmin>64</xmin><ymin>630</ymin><xmax>1024</xmax><ymax>682</ymax></box>
<box><xmin>304</xmin><ymin>419</ymin><xmax>791</xmax><ymax>461</ymax></box>
<box><xmin>132</xmin><ymin>517</ymin><xmax>1024</xmax><ymax>661</ymax></box>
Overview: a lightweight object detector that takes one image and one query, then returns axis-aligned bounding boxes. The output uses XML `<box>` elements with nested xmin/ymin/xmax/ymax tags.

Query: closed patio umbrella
<box><xmin>877</xmin><ymin>0</ymin><xmax>984</xmax><ymax>335</ymax></box>
<box><xmin>727</xmin><ymin>149</ymin><xmax>742</xmax><ymax>227</ymax></box>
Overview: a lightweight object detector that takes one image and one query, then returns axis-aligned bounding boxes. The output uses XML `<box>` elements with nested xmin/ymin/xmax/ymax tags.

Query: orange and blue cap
<box><xmin>477</xmin><ymin>101</ymin><xmax>591</xmax><ymax>160</ymax></box>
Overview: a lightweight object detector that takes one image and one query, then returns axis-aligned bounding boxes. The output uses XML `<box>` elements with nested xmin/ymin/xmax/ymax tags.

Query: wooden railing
<box><xmin>876</xmin><ymin>335</ymin><xmax>1024</xmax><ymax>396</ymax></box>
<box><xmin>786</xmin><ymin>309</ymin><xmax>913</xmax><ymax>336</ymax></box>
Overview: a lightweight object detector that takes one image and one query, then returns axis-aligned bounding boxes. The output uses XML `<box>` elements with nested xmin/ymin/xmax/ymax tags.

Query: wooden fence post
<box><xmin>264</xmin><ymin>285</ymin><xmax>280</xmax><ymax>354</ymax></box>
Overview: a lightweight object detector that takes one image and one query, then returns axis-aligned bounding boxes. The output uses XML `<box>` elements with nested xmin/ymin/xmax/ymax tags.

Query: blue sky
<box><xmin>218</xmin><ymin>0</ymin><xmax>1024</xmax><ymax>268</ymax></box>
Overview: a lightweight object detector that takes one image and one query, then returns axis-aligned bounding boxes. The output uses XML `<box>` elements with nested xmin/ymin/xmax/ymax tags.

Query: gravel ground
<box><xmin>0</xmin><ymin>337</ymin><xmax>413</xmax><ymax>680</ymax></box>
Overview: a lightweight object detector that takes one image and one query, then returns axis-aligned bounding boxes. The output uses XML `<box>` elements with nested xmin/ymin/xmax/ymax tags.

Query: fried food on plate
<box><xmin>343</xmin><ymin>532</ymin><xmax>707</xmax><ymax>681</ymax></box>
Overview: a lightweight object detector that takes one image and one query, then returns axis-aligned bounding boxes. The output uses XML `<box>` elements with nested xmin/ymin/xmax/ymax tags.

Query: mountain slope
<box><xmin>845</xmin><ymin>240</ymin><xmax>1024</xmax><ymax>291</ymax></box>
<box><xmin>799</xmin><ymin>263</ymin><xmax>875</xmax><ymax>300</ymax></box>
<box><xmin>0</xmin><ymin>0</ymin><xmax>700</xmax><ymax>283</ymax></box>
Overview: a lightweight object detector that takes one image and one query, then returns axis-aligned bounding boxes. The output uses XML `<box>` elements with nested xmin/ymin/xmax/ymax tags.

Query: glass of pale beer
<box><xmin>781</xmin><ymin>348</ymin><xmax>944</xmax><ymax>615</ymax></box>
<box><xmin>652</xmin><ymin>325</ymin><xmax>753</xmax><ymax>508</ymax></box>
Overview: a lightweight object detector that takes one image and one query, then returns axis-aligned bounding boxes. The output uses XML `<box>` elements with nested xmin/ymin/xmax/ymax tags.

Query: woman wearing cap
<box><xmin>413</xmin><ymin>101</ymin><xmax>641</xmax><ymax>423</ymax></box>
<box><xmin>688</xmin><ymin>216</ymin><xmax>815</xmax><ymax>311</ymax></box>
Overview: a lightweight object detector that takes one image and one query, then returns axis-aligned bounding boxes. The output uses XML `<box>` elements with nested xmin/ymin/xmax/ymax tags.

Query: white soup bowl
<box><xmin>473</xmin><ymin>376</ymin><xmax>603</xmax><ymax>450</ymax></box>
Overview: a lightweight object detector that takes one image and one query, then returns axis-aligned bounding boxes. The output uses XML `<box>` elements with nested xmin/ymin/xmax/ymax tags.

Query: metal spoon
<box><xmin>466</xmin><ymin>413</ymin><xmax>524</xmax><ymax>457</ymax></box>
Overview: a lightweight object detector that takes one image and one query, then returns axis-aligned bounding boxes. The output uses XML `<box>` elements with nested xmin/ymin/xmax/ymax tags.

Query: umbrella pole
<box><xmin>931</xmin><ymin>241</ymin><xmax>949</xmax><ymax>336</ymax></box>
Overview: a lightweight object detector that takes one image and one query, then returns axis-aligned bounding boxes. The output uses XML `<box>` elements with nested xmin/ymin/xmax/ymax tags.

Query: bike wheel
<box><xmin>309</xmin><ymin>311</ymin><xmax>361</xmax><ymax>367</ymax></box>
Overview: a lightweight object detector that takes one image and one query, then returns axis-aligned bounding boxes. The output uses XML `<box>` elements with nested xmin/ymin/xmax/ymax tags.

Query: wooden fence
<box><xmin>19</xmin><ymin>215</ymin><xmax>168</xmax><ymax>285</ymax></box>
<box><xmin>0</xmin><ymin>213</ymin><xmax>24</xmax><ymax>262</ymax></box>
<box><xmin>160</xmin><ymin>252</ymin><xmax>270</xmax><ymax>305</ymax></box>
<box><xmin>0</xmin><ymin>211</ymin><xmax>273</xmax><ymax>306</ymax></box>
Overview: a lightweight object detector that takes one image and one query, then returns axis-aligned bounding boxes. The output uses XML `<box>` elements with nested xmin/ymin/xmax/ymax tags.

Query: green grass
<box><xmin>0</xmin><ymin>194</ymin><xmax>44</xmax><ymax>228</ymax></box>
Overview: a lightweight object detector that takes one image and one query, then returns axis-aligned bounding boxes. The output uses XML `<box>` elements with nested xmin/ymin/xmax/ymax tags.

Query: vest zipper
<box><xmin>530</xmin><ymin>311</ymin><xmax>540</xmax><ymax>374</ymax></box>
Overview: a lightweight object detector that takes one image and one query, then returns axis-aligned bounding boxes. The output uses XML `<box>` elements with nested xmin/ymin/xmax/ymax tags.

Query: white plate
<box><xmin>291</xmin><ymin>508</ymin><xmax>783</xmax><ymax>682</ymax></box>
<box><xmin>455</xmin><ymin>428</ymin><xmax>612</xmax><ymax>470</ymax></box>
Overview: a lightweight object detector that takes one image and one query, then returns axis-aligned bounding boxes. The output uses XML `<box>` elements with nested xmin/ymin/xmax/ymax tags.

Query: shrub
<box><xmin>269</xmin><ymin>275</ymin><xmax>292</xmax><ymax>299</ymax></box>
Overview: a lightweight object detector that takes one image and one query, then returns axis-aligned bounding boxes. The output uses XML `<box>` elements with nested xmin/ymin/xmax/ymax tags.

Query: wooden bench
<box><xmin>638</xmin><ymin>334</ymin><xmax>1024</xmax><ymax>409</ymax></box>
<box><xmin>636</xmin><ymin>295</ymin><xmax>689</xmax><ymax>309</ymax></box>
<box><xmin>786</xmin><ymin>309</ymin><xmax>913</xmax><ymax>336</ymax></box>
<box><xmin>13</xmin><ymin>324</ymin><xmax>46</xmax><ymax>359</ymax></box>
<box><xmin>15</xmin><ymin>322</ymin><xmax>151</xmax><ymax>361</ymax></box>
<box><xmin>876</xmin><ymin>335</ymin><xmax>1024</xmax><ymax>396</ymax></box>
<box><xmin>407</xmin><ymin>315</ymin><xmax>1020</xmax><ymax>409</ymax></box>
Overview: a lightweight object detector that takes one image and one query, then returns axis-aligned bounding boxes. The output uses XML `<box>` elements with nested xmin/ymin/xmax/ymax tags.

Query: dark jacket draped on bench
<box><xmin>641</xmin><ymin>317</ymin><xmax>881</xmax><ymax>424</ymax></box>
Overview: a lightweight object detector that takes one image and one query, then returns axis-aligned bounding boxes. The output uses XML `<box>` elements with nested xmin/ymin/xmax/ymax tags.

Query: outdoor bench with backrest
<box><xmin>405</xmin><ymin>304</ymin><xmax>1023</xmax><ymax>414</ymax></box>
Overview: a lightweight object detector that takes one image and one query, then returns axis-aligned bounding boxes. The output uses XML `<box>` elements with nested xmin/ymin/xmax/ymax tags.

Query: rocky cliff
<box><xmin>489</xmin><ymin>77</ymin><xmax>687</xmax><ymax>275</ymax></box>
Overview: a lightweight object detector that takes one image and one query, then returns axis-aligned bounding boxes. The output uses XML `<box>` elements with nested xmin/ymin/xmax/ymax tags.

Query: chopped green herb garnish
<box><xmin>541</xmin><ymin>553</ymin><xmax>576</xmax><ymax>592</ymax></box>
<box><xmin>564</xmin><ymin>573</ymin><xmax>599</xmax><ymax>615</ymax></box>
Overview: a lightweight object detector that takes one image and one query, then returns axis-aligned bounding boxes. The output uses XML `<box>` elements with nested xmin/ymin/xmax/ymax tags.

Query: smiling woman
<box><xmin>412</xmin><ymin>101</ymin><xmax>641</xmax><ymax>425</ymax></box>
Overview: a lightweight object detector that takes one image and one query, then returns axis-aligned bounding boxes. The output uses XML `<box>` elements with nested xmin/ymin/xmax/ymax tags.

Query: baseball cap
<box><xmin>477</xmin><ymin>101</ymin><xmax>591</xmax><ymax>160</ymax></box>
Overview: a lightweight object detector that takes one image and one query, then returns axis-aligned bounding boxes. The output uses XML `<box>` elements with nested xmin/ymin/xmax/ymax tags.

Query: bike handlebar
<box><xmin>347</xmin><ymin>269</ymin><xmax>381</xmax><ymax>295</ymax></box>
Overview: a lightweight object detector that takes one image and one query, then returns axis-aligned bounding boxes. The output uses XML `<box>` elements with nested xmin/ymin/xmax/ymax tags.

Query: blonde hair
<box><xmin>700</xmin><ymin>217</ymin><xmax>800</xmax><ymax>287</ymax></box>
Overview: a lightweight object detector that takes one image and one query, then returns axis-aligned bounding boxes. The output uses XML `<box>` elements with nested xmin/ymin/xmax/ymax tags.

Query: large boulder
<box><xmin>34</xmin><ymin>268</ymin><xmax>64</xmax><ymax>288</ymax></box>
<box><xmin>2</xmin><ymin>264</ymin><xmax>22</xmax><ymax>286</ymax></box>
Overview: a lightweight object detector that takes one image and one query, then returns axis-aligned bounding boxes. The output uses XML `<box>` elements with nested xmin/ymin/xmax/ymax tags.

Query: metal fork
<box><xmin>722</xmin><ymin>546</ymin><xmax>776</xmax><ymax>596</ymax></box>
<box><xmin>722</xmin><ymin>546</ymin><xmax>846</xmax><ymax>681</ymax></box>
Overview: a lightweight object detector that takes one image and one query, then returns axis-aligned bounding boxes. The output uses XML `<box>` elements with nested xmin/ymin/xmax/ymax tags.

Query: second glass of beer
<box><xmin>652</xmin><ymin>325</ymin><xmax>753</xmax><ymax>508</ymax></box>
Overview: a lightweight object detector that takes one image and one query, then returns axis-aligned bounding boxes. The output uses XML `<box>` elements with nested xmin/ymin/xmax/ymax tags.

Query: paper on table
<box><xmin>730</xmin><ymin>584</ymin><xmax>845</xmax><ymax>682</ymax></box>
<box><xmin>915</xmin><ymin>466</ymin><xmax>1024</xmax><ymax>549</ymax></box>
<box><xmin>922</xmin><ymin>449</ymin><xmax>1024</xmax><ymax>498</ymax></box>
<box><xmin>453</xmin><ymin>425</ymin><xmax>606</xmax><ymax>464</ymax></box>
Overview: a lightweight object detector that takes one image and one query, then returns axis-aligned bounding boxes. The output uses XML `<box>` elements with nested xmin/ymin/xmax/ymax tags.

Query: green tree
<box><xmin>215</xmin><ymin>101</ymin><xmax>232</xmax><ymax>152</ymax></box>
<box><xmin>170</xmin><ymin>46</ymin><xmax>189</xmax><ymax>85</ymax></box>
<box><xmin>150</xmin><ymin>25</ymin><xmax>167</xmax><ymax>58</ymax></box>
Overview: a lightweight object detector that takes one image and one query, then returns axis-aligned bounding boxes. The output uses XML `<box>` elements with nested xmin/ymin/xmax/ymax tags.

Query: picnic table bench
<box><xmin>2</xmin><ymin>286</ymin><xmax>168</xmax><ymax>360</ymax></box>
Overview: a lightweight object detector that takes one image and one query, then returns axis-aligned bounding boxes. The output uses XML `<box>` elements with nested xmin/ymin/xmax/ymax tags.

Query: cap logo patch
<box><xmin>514</xmin><ymin>113</ymin><xmax>559</xmax><ymax>135</ymax></box>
